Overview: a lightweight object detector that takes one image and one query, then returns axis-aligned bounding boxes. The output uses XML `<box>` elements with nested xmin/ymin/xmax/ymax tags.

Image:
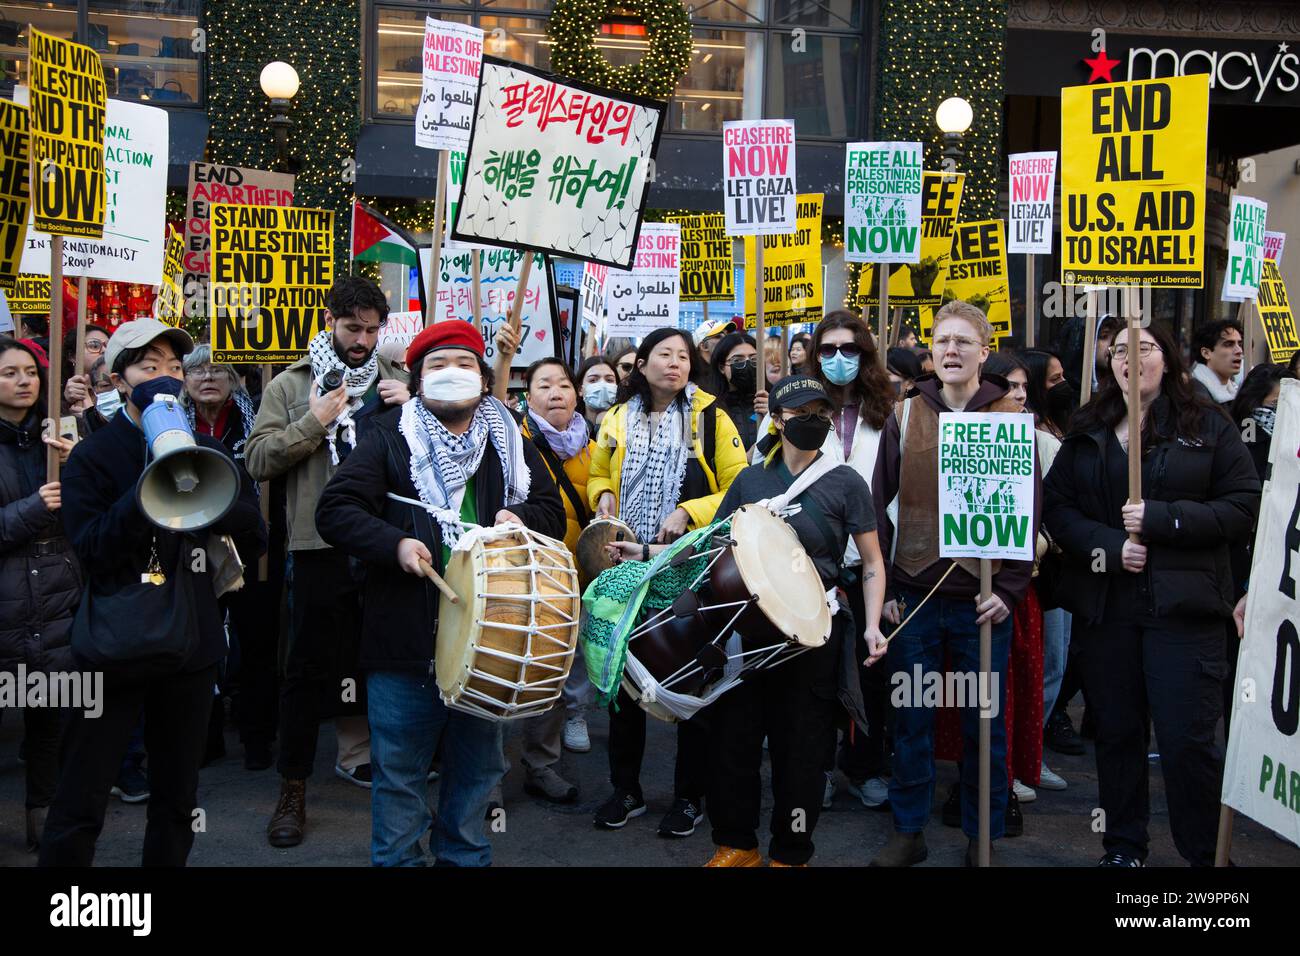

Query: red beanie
<box><xmin>405</xmin><ymin>320</ymin><xmax>486</xmax><ymax>371</ymax></box>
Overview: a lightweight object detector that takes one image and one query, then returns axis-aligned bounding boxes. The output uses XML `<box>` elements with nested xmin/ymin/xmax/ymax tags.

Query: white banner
<box><xmin>1007</xmin><ymin>151</ymin><xmax>1057</xmax><ymax>255</ymax></box>
<box><xmin>937</xmin><ymin>412</ymin><xmax>1036</xmax><ymax>561</ymax></box>
<box><xmin>605</xmin><ymin>222</ymin><xmax>680</xmax><ymax>336</ymax></box>
<box><xmin>19</xmin><ymin>95</ymin><xmax>168</xmax><ymax>284</ymax></box>
<box><xmin>451</xmin><ymin>59</ymin><xmax>664</xmax><ymax>269</ymax></box>
<box><xmin>415</xmin><ymin>18</ymin><xmax>484</xmax><ymax>152</ymax></box>
<box><xmin>1222</xmin><ymin>378</ymin><xmax>1300</xmax><ymax>846</ymax></box>
<box><xmin>580</xmin><ymin>262</ymin><xmax>608</xmax><ymax>329</ymax></box>
<box><xmin>1222</xmin><ymin>195</ymin><xmax>1268</xmax><ymax>302</ymax></box>
<box><xmin>843</xmin><ymin>141</ymin><xmax>922</xmax><ymax>264</ymax></box>
<box><xmin>723</xmin><ymin>119</ymin><xmax>796</xmax><ymax>237</ymax></box>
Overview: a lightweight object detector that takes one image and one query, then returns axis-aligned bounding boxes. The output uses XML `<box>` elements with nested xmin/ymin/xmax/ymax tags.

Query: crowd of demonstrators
<box><xmin>707</xmin><ymin>331</ymin><xmax>762</xmax><ymax>452</ymax></box>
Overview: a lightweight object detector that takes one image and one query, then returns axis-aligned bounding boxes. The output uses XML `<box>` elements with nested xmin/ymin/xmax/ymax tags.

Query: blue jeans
<box><xmin>887</xmin><ymin>587</ymin><xmax>1011</xmax><ymax>840</ymax></box>
<box><xmin>1041</xmin><ymin>607</ymin><xmax>1072</xmax><ymax>725</ymax></box>
<box><xmin>367</xmin><ymin>670</ymin><xmax>507</xmax><ymax>867</ymax></box>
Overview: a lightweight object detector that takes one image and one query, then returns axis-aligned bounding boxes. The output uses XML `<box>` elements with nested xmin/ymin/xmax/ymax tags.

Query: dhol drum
<box><xmin>575</xmin><ymin>517</ymin><xmax>639</xmax><ymax>589</ymax></box>
<box><xmin>436</xmin><ymin>526</ymin><xmax>582</xmax><ymax>720</ymax></box>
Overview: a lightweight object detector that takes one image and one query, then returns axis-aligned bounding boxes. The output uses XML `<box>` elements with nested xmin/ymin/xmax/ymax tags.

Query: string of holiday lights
<box><xmin>549</xmin><ymin>0</ymin><xmax>693</xmax><ymax>98</ymax></box>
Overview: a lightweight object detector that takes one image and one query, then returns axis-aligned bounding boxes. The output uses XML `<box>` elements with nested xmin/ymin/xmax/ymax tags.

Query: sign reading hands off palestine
<box><xmin>209</xmin><ymin>204</ymin><xmax>334</xmax><ymax>364</ymax></box>
<box><xmin>1221</xmin><ymin>379</ymin><xmax>1300</xmax><ymax>846</ymax></box>
<box><xmin>938</xmin><ymin>413</ymin><xmax>1036</xmax><ymax>562</ymax></box>
<box><xmin>723</xmin><ymin>120</ymin><xmax>796</xmax><ymax>236</ymax></box>
<box><xmin>843</xmin><ymin>141</ymin><xmax>922</xmax><ymax>264</ymax></box>
<box><xmin>415</xmin><ymin>18</ymin><xmax>484</xmax><ymax>152</ymax></box>
<box><xmin>1061</xmin><ymin>73</ymin><xmax>1208</xmax><ymax>287</ymax></box>
<box><xmin>451</xmin><ymin>58</ymin><xmax>664</xmax><ymax>269</ymax></box>
<box><xmin>605</xmin><ymin>222</ymin><xmax>681</xmax><ymax>336</ymax></box>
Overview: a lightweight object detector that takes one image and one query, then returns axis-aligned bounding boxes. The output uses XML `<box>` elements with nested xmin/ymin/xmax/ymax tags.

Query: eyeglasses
<box><xmin>933</xmin><ymin>335</ymin><xmax>983</xmax><ymax>352</ymax></box>
<box><xmin>782</xmin><ymin>411</ymin><xmax>833</xmax><ymax>425</ymax></box>
<box><xmin>817</xmin><ymin>343</ymin><xmax>862</xmax><ymax>360</ymax></box>
<box><xmin>727</xmin><ymin>357</ymin><xmax>757</xmax><ymax>370</ymax></box>
<box><xmin>185</xmin><ymin>365</ymin><xmax>225</xmax><ymax>380</ymax></box>
<box><xmin>84</xmin><ymin>340</ymin><xmax>106</xmax><ymax>353</ymax></box>
<box><xmin>1108</xmin><ymin>343</ymin><xmax>1162</xmax><ymax>360</ymax></box>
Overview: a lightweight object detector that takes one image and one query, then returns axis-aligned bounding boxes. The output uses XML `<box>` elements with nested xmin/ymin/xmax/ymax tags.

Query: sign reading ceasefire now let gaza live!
<box><xmin>1061</xmin><ymin>73</ymin><xmax>1208</xmax><ymax>287</ymax></box>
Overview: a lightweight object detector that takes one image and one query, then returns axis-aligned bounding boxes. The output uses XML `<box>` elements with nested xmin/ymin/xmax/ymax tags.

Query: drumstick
<box><xmin>878</xmin><ymin>563</ymin><xmax>958</xmax><ymax>648</ymax></box>
<box><xmin>417</xmin><ymin>558</ymin><xmax>460</xmax><ymax>605</ymax></box>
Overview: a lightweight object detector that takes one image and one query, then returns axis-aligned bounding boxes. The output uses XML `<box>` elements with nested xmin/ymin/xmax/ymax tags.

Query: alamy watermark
<box><xmin>0</xmin><ymin>666</ymin><xmax>103</xmax><ymax>718</ymax></box>
<box><xmin>890</xmin><ymin>664</ymin><xmax>1000</xmax><ymax>718</ymax></box>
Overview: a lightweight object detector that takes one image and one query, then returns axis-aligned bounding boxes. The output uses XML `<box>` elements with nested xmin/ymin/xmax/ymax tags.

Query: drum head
<box><xmin>729</xmin><ymin>505</ymin><xmax>831</xmax><ymax>647</ymax></box>
<box><xmin>575</xmin><ymin>518</ymin><xmax>639</xmax><ymax>588</ymax></box>
<box><xmin>436</xmin><ymin>540</ymin><xmax>484</xmax><ymax>699</ymax></box>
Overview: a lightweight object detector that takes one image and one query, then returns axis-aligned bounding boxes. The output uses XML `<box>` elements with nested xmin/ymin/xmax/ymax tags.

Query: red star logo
<box><xmin>1084</xmin><ymin>48</ymin><xmax>1121</xmax><ymax>83</ymax></box>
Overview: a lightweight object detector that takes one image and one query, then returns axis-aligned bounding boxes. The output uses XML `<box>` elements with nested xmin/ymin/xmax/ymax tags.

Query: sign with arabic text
<box><xmin>415</xmin><ymin>18</ymin><xmax>484</xmax><ymax>152</ymax></box>
<box><xmin>605</xmin><ymin>222</ymin><xmax>680</xmax><ymax>335</ymax></box>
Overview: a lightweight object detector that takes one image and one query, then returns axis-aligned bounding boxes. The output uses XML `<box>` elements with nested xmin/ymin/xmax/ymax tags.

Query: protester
<box><xmin>1289</xmin><ymin>348</ymin><xmax>1300</xmax><ymax>377</ymax></box>
<box><xmin>915</xmin><ymin>349</ymin><xmax>934</xmax><ymax>376</ymax></box>
<box><xmin>609</xmin><ymin>346</ymin><xmax>638</xmax><ymax>385</ymax></box>
<box><xmin>316</xmin><ymin>319</ymin><xmax>566</xmax><ymax>865</ymax></box>
<box><xmin>1189</xmin><ymin>319</ymin><xmax>1244</xmax><ymax>408</ymax></box>
<box><xmin>577</xmin><ymin>355</ymin><xmax>618</xmax><ymax>436</ymax></box>
<box><xmin>886</xmin><ymin>346</ymin><xmax>923</xmax><ymax>399</ymax></box>
<box><xmin>788</xmin><ymin>332</ymin><xmax>812</xmax><ymax>374</ymax></box>
<box><xmin>763</xmin><ymin>337</ymin><xmax>784</xmax><ymax>388</ymax></box>
<box><xmin>694</xmin><ymin>319</ymin><xmax>736</xmax><ymax>368</ymax></box>
<box><xmin>0</xmin><ymin>337</ymin><xmax>80</xmax><ymax>852</ymax></box>
<box><xmin>1043</xmin><ymin>322</ymin><xmax>1259</xmax><ymax>866</ymax></box>
<box><xmin>1231</xmin><ymin>362</ymin><xmax>1294</xmax><ymax>481</ymax></box>
<box><xmin>707</xmin><ymin>331</ymin><xmax>761</xmax><ymax>451</ymax></box>
<box><xmin>245</xmin><ymin>276</ymin><xmax>409</xmax><ymax>847</ymax></box>
<box><xmin>588</xmin><ymin>327</ymin><xmax>746</xmax><ymax>836</ymax></box>
<box><xmin>871</xmin><ymin>300</ymin><xmax>1039</xmax><ymax>867</ymax></box>
<box><xmin>39</xmin><ymin>319</ymin><xmax>265</xmax><ymax>866</ymax></box>
<box><xmin>898</xmin><ymin>326</ymin><xmax>919</xmax><ymax>350</ymax></box>
<box><xmin>1019</xmin><ymin>348</ymin><xmax>1073</xmax><ymax>439</ymax></box>
<box><xmin>61</xmin><ymin>323</ymin><xmax>111</xmax><ymax>416</ymax></box>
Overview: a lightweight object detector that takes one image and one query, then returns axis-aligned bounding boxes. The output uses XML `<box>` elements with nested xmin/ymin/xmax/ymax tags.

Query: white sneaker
<box><xmin>1038</xmin><ymin>763</ymin><xmax>1067</xmax><ymax>791</ymax></box>
<box><xmin>1012</xmin><ymin>779</ymin><xmax>1037</xmax><ymax>803</ymax></box>
<box><xmin>822</xmin><ymin>771</ymin><xmax>835</xmax><ymax>809</ymax></box>
<box><xmin>563</xmin><ymin>716</ymin><xmax>591</xmax><ymax>753</ymax></box>
<box><xmin>846</xmin><ymin>775</ymin><xmax>890</xmax><ymax>808</ymax></box>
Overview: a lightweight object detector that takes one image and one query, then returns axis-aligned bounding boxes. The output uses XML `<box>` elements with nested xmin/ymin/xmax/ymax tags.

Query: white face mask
<box><xmin>422</xmin><ymin>366</ymin><xmax>483</xmax><ymax>403</ymax></box>
<box><xmin>96</xmin><ymin>388</ymin><xmax>123</xmax><ymax>420</ymax></box>
<box><xmin>583</xmin><ymin>380</ymin><xmax>617</xmax><ymax>411</ymax></box>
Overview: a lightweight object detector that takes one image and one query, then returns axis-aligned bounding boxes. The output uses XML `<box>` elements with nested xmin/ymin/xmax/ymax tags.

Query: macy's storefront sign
<box><xmin>1126</xmin><ymin>43</ymin><xmax>1299</xmax><ymax>103</ymax></box>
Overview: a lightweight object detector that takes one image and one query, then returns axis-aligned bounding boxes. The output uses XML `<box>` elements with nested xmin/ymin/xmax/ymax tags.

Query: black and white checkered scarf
<box><xmin>619</xmin><ymin>384</ymin><xmax>694</xmax><ymax>542</ymax></box>
<box><xmin>308</xmin><ymin>329</ymin><xmax>379</xmax><ymax>465</ymax></box>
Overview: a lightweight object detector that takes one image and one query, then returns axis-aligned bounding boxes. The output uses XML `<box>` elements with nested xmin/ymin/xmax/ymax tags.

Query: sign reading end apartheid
<box><xmin>27</xmin><ymin>28</ymin><xmax>107</xmax><ymax>239</ymax></box>
<box><xmin>1257</xmin><ymin>258</ymin><xmax>1300</xmax><ymax>363</ymax></box>
<box><xmin>0</xmin><ymin>100</ymin><xmax>31</xmax><ymax>292</ymax></box>
<box><xmin>1061</xmin><ymin>73</ymin><xmax>1208</xmax><ymax>287</ymax></box>
<box><xmin>1221</xmin><ymin>379</ymin><xmax>1300</xmax><ymax>846</ymax></box>
<box><xmin>723</xmin><ymin>120</ymin><xmax>796</xmax><ymax>236</ymax></box>
<box><xmin>1222</xmin><ymin>195</ymin><xmax>1268</xmax><ymax>302</ymax></box>
<box><xmin>938</xmin><ymin>412</ymin><xmax>1036</xmax><ymax>562</ymax></box>
<box><xmin>859</xmin><ymin>171</ymin><xmax>964</xmax><ymax>308</ymax></box>
<box><xmin>452</xmin><ymin>58</ymin><xmax>665</xmax><ymax>269</ymax></box>
<box><xmin>843</xmin><ymin>141</ymin><xmax>922</xmax><ymax>264</ymax></box>
<box><xmin>209</xmin><ymin>204</ymin><xmax>334</xmax><ymax>363</ymax></box>
<box><xmin>666</xmin><ymin>212</ymin><xmax>733</xmax><ymax>301</ymax></box>
<box><xmin>743</xmin><ymin>194</ymin><xmax>823</xmax><ymax>326</ymax></box>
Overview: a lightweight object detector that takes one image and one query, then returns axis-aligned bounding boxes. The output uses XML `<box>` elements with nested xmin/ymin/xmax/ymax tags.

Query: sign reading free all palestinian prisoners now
<box><xmin>451</xmin><ymin>58</ymin><xmax>665</xmax><ymax>269</ymax></box>
<box><xmin>843</xmin><ymin>141</ymin><xmax>922</xmax><ymax>264</ymax></box>
<box><xmin>938</xmin><ymin>413</ymin><xmax>1036</xmax><ymax>562</ymax></box>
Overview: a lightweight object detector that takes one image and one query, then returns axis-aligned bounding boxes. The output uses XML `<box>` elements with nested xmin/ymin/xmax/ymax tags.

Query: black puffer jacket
<box><xmin>0</xmin><ymin>411</ymin><xmax>82</xmax><ymax>673</ymax></box>
<box><xmin>1043</xmin><ymin>395</ymin><xmax>1260</xmax><ymax>626</ymax></box>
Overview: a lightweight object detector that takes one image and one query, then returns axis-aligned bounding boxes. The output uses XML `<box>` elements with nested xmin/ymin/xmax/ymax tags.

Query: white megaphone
<box><xmin>136</xmin><ymin>393</ymin><xmax>240</xmax><ymax>532</ymax></box>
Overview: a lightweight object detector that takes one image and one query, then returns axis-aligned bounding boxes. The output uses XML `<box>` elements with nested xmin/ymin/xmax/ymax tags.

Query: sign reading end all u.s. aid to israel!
<box><xmin>938</xmin><ymin>413</ymin><xmax>1036</xmax><ymax>562</ymax></box>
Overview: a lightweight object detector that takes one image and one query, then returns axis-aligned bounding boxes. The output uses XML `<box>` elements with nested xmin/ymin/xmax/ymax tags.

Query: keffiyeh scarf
<box><xmin>399</xmin><ymin>395</ymin><xmax>530</xmax><ymax>547</ymax></box>
<box><xmin>1253</xmin><ymin>404</ymin><xmax>1276</xmax><ymax>437</ymax></box>
<box><xmin>308</xmin><ymin>328</ymin><xmax>379</xmax><ymax>464</ymax></box>
<box><xmin>618</xmin><ymin>384</ymin><xmax>694</xmax><ymax>543</ymax></box>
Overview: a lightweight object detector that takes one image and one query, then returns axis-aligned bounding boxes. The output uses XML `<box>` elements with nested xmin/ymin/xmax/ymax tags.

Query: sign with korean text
<box><xmin>1263</xmin><ymin>230</ymin><xmax>1285</xmax><ymax>268</ymax></box>
<box><xmin>666</xmin><ymin>211</ymin><xmax>734</xmax><ymax>302</ymax></box>
<box><xmin>743</xmin><ymin>194</ymin><xmax>823</xmax><ymax>326</ymax></box>
<box><xmin>209</xmin><ymin>204</ymin><xmax>334</xmax><ymax>363</ymax></box>
<box><xmin>0</xmin><ymin>99</ymin><xmax>30</xmax><ymax>292</ymax></box>
<box><xmin>858</xmin><ymin>171</ymin><xmax>964</xmax><ymax>308</ymax></box>
<box><xmin>723</xmin><ymin>119</ymin><xmax>796</xmax><ymax>236</ymax></box>
<box><xmin>1257</xmin><ymin>258</ymin><xmax>1300</xmax><ymax>363</ymax></box>
<box><xmin>1007</xmin><ymin>151</ymin><xmax>1057</xmax><ymax>254</ymax></box>
<box><xmin>415</xmin><ymin>18</ymin><xmax>484</xmax><ymax>152</ymax></box>
<box><xmin>1222</xmin><ymin>196</ymin><xmax>1268</xmax><ymax>302</ymax></box>
<box><xmin>605</xmin><ymin>222</ymin><xmax>680</xmax><ymax>336</ymax></box>
<box><xmin>938</xmin><ymin>412</ymin><xmax>1036</xmax><ymax>561</ymax></box>
<box><xmin>844</xmin><ymin>141</ymin><xmax>922</xmax><ymax>264</ymax></box>
<box><xmin>7</xmin><ymin>273</ymin><xmax>50</xmax><ymax>314</ymax></box>
<box><xmin>452</xmin><ymin>58</ymin><xmax>664</xmax><ymax>269</ymax></box>
<box><xmin>1061</xmin><ymin>74</ymin><xmax>1208</xmax><ymax>287</ymax></box>
<box><xmin>154</xmin><ymin>227</ymin><xmax>184</xmax><ymax>326</ymax></box>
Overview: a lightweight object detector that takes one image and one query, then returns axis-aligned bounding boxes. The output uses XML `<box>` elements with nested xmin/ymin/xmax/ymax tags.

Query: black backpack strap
<box><xmin>526</xmin><ymin>414</ymin><xmax>592</xmax><ymax>526</ymax></box>
<box><xmin>703</xmin><ymin>404</ymin><xmax>717</xmax><ymax>476</ymax></box>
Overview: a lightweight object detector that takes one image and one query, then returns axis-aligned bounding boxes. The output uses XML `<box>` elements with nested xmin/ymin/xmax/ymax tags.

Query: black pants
<box><xmin>1078</xmin><ymin>611</ymin><xmax>1226</xmax><ymax>866</ymax></box>
<box><xmin>224</xmin><ymin>570</ymin><xmax>283</xmax><ymax>747</ymax></box>
<box><xmin>835</xmin><ymin>573</ymin><xmax>890</xmax><ymax>781</ymax></box>
<box><xmin>278</xmin><ymin>549</ymin><xmax>364</xmax><ymax>780</ymax></box>
<box><xmin>39</xmin><ymin>665</ymin><xmax>218</xmax><ymax>867</ymax></box>
<box><xmin>608</xmin><ymin>686</ymin><xmax>709</xmax><ymax>803</ymax></box>
<box><xmin>0</xmin><ymin>705</ymin><xmax>62</xmax><ymax>809</ymax></box>
<box><xmin>707</xmin><ymin>624</ymin><xmax>841</xmax><ymax>865</ymax></box>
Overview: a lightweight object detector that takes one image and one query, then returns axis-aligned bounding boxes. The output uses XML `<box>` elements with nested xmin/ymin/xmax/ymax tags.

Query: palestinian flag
<box><xmin>351</xmin><ymin>201</ymin><xmax>420</xmax><ymax>268</ymax></box>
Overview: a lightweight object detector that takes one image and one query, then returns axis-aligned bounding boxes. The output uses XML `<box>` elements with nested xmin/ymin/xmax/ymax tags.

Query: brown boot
<box><xmin>868</xmin><ymin>830</ymin><xmax>927</xmax><ymax>867</ymax></box>
<box><xmin>267</xmin><ymin>778</ymin><xmax>306</xmax><ymax>847</ymax></box>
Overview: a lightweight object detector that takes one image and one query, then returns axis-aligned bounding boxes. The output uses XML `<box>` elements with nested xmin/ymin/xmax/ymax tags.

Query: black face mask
<box><xmin>728</xmin><ymin>361</ymin><xmax>757</xmax><ymax>394</ymax></box>
<box><xmin>1046</xmin><ymin>380</ymin><xmax>1077</xmax><ymax>432</ymax></box>
<box><xmin>781</xmin><ymin>415</ymin><xmax>832</xmax><ymax>451</ymax></box>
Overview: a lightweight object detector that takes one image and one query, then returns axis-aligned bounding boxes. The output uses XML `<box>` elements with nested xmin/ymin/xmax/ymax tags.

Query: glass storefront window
<box><xmin>670</xmin><ymin>28</ymin><xmax>752</xmax><ymax>132</ymax></box>
<box><xmin>481</xmin><ymin>16</ymin><xmax>551</xmax><ymax>70</ymax></box>
<box><xmin>687</xmin><ymin>0</ymin><xmax>764</xmax><ymax>26</ymax></box>
<box><xmin>480</xmin><ymin>0</ymin><xmax>553</xmax><ymax>12</ymax></box>
<box><xmin>766</xmin><ymin>32</ymin><xmax>859</xmax><ymax>138</ymax></box>
<box><xmin>771</xmin><ymin>0</ymin><xmax>860</xmax><ymax>30</ymax></box>
<box><xmin>375</xmin><ymin>8</ymin><xmax>472</xmax><ymax>117</ymax></box>
<box><xmin>1</xmin><ymin>3</ymin><xmax>79</xmax><ymax>92</ymax></box>
<box><xmin>89</xmin><ymin>0</ymin><xmax>202</xmax><ymax>104</ymax></box>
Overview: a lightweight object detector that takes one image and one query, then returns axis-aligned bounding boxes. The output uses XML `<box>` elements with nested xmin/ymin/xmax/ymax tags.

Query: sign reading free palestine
<box><xmin>938</xmin><ymin>413</ymin><xmax>1036</xmax><ymax>562</ymax></box>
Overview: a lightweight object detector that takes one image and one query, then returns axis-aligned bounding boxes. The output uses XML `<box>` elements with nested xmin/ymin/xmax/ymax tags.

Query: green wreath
<box><xmin>548</xmin><ymin>0</ymin><xmax>693</xmax><ymax>100</ymax></box>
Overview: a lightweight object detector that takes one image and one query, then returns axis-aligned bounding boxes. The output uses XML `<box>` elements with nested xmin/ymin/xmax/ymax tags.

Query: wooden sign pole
<box><xmin>470</xmin><ymin>249</ymin><xmax>483</xmax><ymax>336</ymax></box>
<box><xmin>1238</xmin><ymin>298</ymin><xmax>1255</xmax><ymax>377</ymax></box>
<box><xmin>753</xmin><ymin>240</ymin><xmax>766</xmax><ymax>363</ymax></box>
<box><xmin>1125</xmin><ymin>285</ymin><xmax>1144</xmax><ymax>529</ymax></box>
<box><xmin>492</xmin><ymin>252</ymin><xmax>533</xmax><ymax>400</ymax></box>
<box><xmin>1080</xmin><ymin>289</ymin><xmax>1098</xmax><ymax>404</ymax></box>
<box><xmin>45</xmin><ymin>241</ymin><xmax>65</xmax><ymax>481</ymax></box>
<box><xmin>877</xmin><ymin>267</ymin><xmax>890</xmax><ymax>363</ymax></box>
<box><xmin>1025</xmin><ymin>255</ymin><xmax>1036</xmax><ymax>348</ymax></box>
<box><xmin>73</xmin><ymin>275</ymin><xmax>88</xmax><ymax>376</ymax></box>
<box><xmin>977</xmin><ymin>557</ymin><xmax>992</xmax><ymax>868</ymax></box>
<box><xmin>1214</xmin><ymin>805</ymin><xmax>1235</xmax><ymax>866</ymax></box>
<box><xmin>423</xmin><ymin>149</ymin><xmax>450</xmax><ymax>329</ymax></box>
<box><xmin>779</xmin><ymin>323</ymin><xmax>790</xmax><ymax>376</ymax></box>
<box><xmin>258</xmin><ymin>364</ymin><xmax>272</xmax><ymax>582</ymax></box>
<box><xmin>889</xmin><ymin>306</ymin><xmax>903</xmax><ymax>348</ymax></box>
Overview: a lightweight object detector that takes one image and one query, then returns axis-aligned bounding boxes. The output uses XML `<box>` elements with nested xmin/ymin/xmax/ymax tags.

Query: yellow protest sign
<box><xmin>155</xmin><ymin>227</ymin><xmax>185</xmax><ymax>327</ymax></box>
<box><xmin>858</xmin><ymin>171</ymin><xmax>963</xmax><ymax>308</ymax></box>
<box><xmin>1061</xmin><ymin>73</ymin><xmax>1208</xmax><ymax>288</ymax></box>
<box><xmin>743</xmin><ymin>194</ymin><xmax>823</xmax><ymax>326</ymax></box>
<box><xmin>27</xmin><ymin>28</ymin><xmax>107</xmax><ymax>239</ymax></box>
<box><xmin>209</xmin><ymin>204</ymin><xmax>334</xmax><ymax>363</ymax></box>
<box><xmin>666</xmin><ymin>212</ymin><xmax>734</xmax><ymax>302</ymax></box>
<box><xmin>0</xmin><ymin>100</ymin><xmax>31</xmax><ymax>293</ymax></box>
<box><xmin>8</xmin><ymin>274</ymin><xmax>52</xmax><ymax>314</ymax></box>
<box><xmin>922</xmin><ymin>220</ymin><xmax>1012</xmax><ymax>341</ymax></box>
<box><xmin>1257</xmin><ymin>259</ymin><xmax>1299</xmax><ymax>363</ymax></box>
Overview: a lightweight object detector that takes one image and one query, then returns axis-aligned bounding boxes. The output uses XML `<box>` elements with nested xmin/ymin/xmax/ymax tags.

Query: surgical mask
<box><xmin>780</xmin><ymin>414</ymin><xmax>832</xmax><ymax>451</ymax></box>
<box><xmin>95</xmin><ymin>387</ymin><xmax>123</xmax><ymax>420</ymax></box>
<box><xmin>583</xmin><ymin>380</ymin><xmax>617</xmax><ymax>411</ymax></box>
<box><xmin>422</xmin><ymin>366</ymin><xmax>483</xmax><ymax>403</ymax></box>
<box><xmin>129</xmin><ymin>375</ymin><xmax>184</xmax><ymax>410</ymax></box>
<box><xmin>820</xmin><ymin>353</ymin><xmax>860</xmax><ymax>386</ymax></box>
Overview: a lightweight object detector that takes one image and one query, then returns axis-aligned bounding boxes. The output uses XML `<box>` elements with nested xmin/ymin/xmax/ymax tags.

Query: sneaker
<box><xmin>110</xmin><ymin>764</ymin><xmax>150</xmax><ymax>804</ymax></box>
<box><xmin>868</xmin><ymin>830</ymin><xmax>927</xmax><ymax>867</ymax></box>
<box><xmin>658</xmin><ymin>797</ymin><xmax>703</xmax><ymax>837</ymax></box>
<box><xmin>822</xmin><ymin>771</ymin><xmax>835</xmax><ymax>809</ymax></box>
<box><xmin>594</xmin><ymin>791</ymin><xmax>646</xmax><ymax>829</ymax></box>
<box><xmin>524</xmin><ymin>766</ymin><xmax>578</xmax><ymax>803</ymax></box>
<box><xmin>1098</xmin><ymin>851</ymin><xmax>1144</xmax><ymax>867</ymax></box>
<box><xmin>563</xmin><ymin>716</ymin><xmax>591</xmax><ymax>753</ymax></box>
<box><xmin>1045</xmin><ymin>711</ymin><xmax>1085</xmax><ymax>755</ymax></box>
<box><xmin>334</xmin><ymin>763</ymin><xmax>373</xmax><ymax>789</ymax></box>
<box><xmin>1038</xmin><ymin>763</ymin><xmax>1067</xmax><ymax>791</ymax></box>
<box><xmin>941</xmin><ymin>782</ymin><xmax>961</xmax><ymax>827</ymax></box>
<box><xmin>704</xmin><ymin>845</ymin><xmax>761</xmax><ymax>867</ymax></box>
<box><xmin>846</xmin><ymin>776</ymin><xmax>890</xmax><ymax>809</ymax></box>
<box><xmin>1005</xmin><ymin>790</ymin><xmax>1023</xmax><ymax>838</ymax></box>
<box><xmin>1013</xmin><ymin>779</ymin><xmax>1036</xmax><ymax>803</ymax></box>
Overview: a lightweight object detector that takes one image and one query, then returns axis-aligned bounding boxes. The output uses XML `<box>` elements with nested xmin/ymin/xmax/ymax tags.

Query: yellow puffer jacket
<box><xmin>587</xmin><ymin>388</ymin><xmax>746</xmax><ymax>530</ymax></box>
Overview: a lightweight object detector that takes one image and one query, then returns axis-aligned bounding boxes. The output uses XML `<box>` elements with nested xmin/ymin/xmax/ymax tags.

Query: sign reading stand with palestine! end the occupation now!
<box><xmin>723</xmin><ymin>119</ymin><xmax>797</xmax><ymax>236</ymax></box>
<box><xmin>938</xmin><ymin>413</ymin><xmax>1036</xmax><ymax>562</ymax></box>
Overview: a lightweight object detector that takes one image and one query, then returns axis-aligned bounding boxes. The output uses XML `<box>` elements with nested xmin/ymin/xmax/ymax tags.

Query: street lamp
<box><xmin>936</xmin><ymin>96</ymin><xmax>973</xmax><ymax>168</ymax></box>
<box><xmin>260</xmin><ymin>61</ymin><xmax>301</xmax><ymax>172</ymax></box>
